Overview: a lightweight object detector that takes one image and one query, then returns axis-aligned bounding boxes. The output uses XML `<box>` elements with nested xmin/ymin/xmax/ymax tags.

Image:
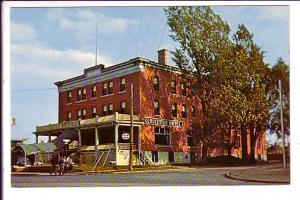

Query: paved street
<box><xmin>11</xmin><ymin>167</ymin><xmax>272</xmax><ymax>187</ymax></box>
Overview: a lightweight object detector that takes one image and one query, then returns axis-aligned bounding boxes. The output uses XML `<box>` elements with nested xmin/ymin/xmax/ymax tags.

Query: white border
<box><xmin>3</xmin><ymin>1</ymin><xmax>300</xmax><ymax>200</ymax></box>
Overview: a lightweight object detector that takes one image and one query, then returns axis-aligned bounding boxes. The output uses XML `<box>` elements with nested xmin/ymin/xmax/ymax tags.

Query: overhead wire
<box><xmin>149</xmin><ymin>10</ymin><xmax>164</xmax><ymax>61</ymax></box>
<box><xmin>141</xmin><ymin>7</ymin><xmax>156</xmax><ymax>56</ymax></box>
<box><xmin>136</xmin><ymin>7</ymin><xmax>144</xmax><ymax>57</ymax></box>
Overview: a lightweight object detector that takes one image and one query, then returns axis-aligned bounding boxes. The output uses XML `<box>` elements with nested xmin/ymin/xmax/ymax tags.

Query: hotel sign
<box><xmin>62</xmin><ymin>121</ymin><xmax>80</xmax><ymax>128</ymax></box>
<box><xmin>144</xmin><ymin>118</ymin><xmax>183</xmax><ymax>127</ymax></box>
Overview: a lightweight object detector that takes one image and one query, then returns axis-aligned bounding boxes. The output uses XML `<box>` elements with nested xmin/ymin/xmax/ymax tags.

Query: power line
<box><xmin>141</xmin><ymin>7</ymin><xmax>156</xmax><ymax>56</ymax></box>
<box><xmin>149</xmin><ymin>11</ymin><xmax>164</xmax><ymax>60</ymax></box>
<box><xmin>154</xmin><ymin>21</ymin><xmax>168</xmax><ymax>61</ymax></box>
<box><xmin>11</xmin><ymin>88</ymin><xmax>57</xmax><ymax>92</ymax></box>
<box><xmin>136</xmin><ymin>7</ymin><xmax>144</xmax><ymax>57</ymax></box>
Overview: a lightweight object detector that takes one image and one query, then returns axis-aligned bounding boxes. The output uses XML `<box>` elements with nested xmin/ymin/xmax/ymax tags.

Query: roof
<box><xmin>15</xmin><ymin>143</ymin><xmax>56</xmax><ymax>154</ymax></box>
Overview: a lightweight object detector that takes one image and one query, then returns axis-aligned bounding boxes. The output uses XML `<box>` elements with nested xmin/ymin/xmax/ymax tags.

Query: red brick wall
<box><xmin>58</xmin><ymin>72</ymin><xmax>141</xmax><ymax>122</ymax></box>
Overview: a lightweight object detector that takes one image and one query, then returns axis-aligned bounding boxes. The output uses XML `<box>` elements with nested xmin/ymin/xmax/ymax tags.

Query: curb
<box><xmin>224</xmin><ymin>172</ymin><xmax>290</xmax><ymax>184</ymax></box>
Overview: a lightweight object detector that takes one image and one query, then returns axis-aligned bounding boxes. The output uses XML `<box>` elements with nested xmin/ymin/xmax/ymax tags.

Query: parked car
<box><xmin>16</xmin><ymin>157</ymin><xmax>31</xmax><ymax>167</ymax></box>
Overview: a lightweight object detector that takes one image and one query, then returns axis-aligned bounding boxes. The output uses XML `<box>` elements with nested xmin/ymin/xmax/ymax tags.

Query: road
<box><xmin>11</xmin><ymin>167</ymin><xmax>271</xmax><ymax>187</ymax></box>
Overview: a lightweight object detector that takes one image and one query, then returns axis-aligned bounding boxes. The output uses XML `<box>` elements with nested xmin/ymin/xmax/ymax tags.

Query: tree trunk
<box><xmin>249</xmin><ymin>127</ymin><xmax>256</xmax><ymax>163</ymax></box>
<box><xmin>241</xmin><ymin>126</ymin><xmax>248</xmax><ymax>162</ymax></box>
<box><xmin>201</xmin><ymin>143</ymin><xmax>208</xmax><ymax>165</ymax></box>
<box><xmin>227</xmin><ymin>146</ymin><xmax>232</xmax><ymax>157</ymax></box>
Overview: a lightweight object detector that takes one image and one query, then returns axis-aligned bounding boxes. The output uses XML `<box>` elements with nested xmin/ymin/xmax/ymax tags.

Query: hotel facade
<box><xmin>34</xmin><ymin>49</ymin><xmax>267</xmax><ymax>166</ymax></box>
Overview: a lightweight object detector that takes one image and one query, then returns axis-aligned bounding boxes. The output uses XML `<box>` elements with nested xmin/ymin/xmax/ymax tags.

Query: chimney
<box><xmin>158</xmin><ymin>49</ymin><xmax>169</xmax><ymax>65</ymax></box>
<box><xmin>12</xmin><ymin>117</ymin><xmax>16</xmax><ymax>125</ymax></box>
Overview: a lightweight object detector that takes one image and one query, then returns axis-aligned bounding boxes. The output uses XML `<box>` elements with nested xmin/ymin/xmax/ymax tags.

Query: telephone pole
<box><xmin>129</xmin><ymin>83</ymin><xmax>134</xmax><ymax>170</ymax></box>
<box><xmin>279</xmin><ymin>80</ymin><xmax>287</xmax><ymax>170</ymax></box>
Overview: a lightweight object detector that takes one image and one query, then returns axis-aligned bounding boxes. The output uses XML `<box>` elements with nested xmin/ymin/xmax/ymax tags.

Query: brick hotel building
<box><xmin>34</xmin><ymin>49</ymin><xmax>267</xmax><ymax>165</ymax></box>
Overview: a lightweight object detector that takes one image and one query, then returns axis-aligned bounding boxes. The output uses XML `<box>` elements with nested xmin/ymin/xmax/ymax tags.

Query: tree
<box><xmin>268</xmin><ymin>58</ymin><xmax>290</xmax><ymax>140</ymax></box>
<box><xmin>165</xmin><ymin>6</ymin><xmax>245</xmax><ymax>164</ymax></box>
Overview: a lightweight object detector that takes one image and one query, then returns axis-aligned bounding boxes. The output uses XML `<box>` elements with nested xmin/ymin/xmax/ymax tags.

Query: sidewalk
<box><xmin>225</xmin><ymin>164</ymin><xmax>290</xmax><ymax>184</ymax></box>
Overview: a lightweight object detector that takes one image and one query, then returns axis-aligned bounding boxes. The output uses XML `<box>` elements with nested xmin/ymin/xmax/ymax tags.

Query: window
<box><xmin>67</xmin><ymin>91</ymin><xmax>72</xmax><ymax>104</ymax></box>
<box><xmin>82</xmin><ymin>88</ymin><xmax>87</xmax><ymax>100</ymax></box>
<box><xmin>67</xmin><ymin>111</ymin><xmax>72</xmax><ymax>121</ymax></box>
<box><xmin>120</xmin><ymin>77</ymin><xmax>126</xmax><ymax>92</ymax></box>
<box><xmin>108</xmin><ymin>81</ymin><xmax>114</xmax><ymax>94</ymax></box>
<box><xmin>153</xmin><ymin>76</ymin><xmax>159</xmax><ymax>91</ymax></box>
<box><xmin>108</xmin><ymin>103</ymin><xmax>114</xmax><ymax>115</ymax></box>
<box><xmin>182</xmin><ymin>104</ymin><xmax>187</xmax><ymax>118</ymax></box>
<box><xmin>120</xmin><ymin>101</ymin><xmax>126</xmax><ymax>114</ymax></box>
<box><xmin>152</xmin><ymin>151</ymin><xmax>158</xmax><ymax>163</ymax></box>
<box><xmin>168</xmin><ymin>152</ymin><xmax>174</xmax><ymax>163</ymax></box>
<box><xmin>171</xmin><ymin>103</ymin><xmax>177</xmax><ymax>117</ymax></box>
<box><xmin>235</xmin><ymin>135</ymin><xmax>241</xmax><ymax>147</ymax></box>
<box><xmin>171</xmin><ymin>80</ymin><xmax>176</xmax><ymax>94</ymax></box>
<box><xmin>92</xmin><ymin>85</ymin><xmax>97</xmax><ymax>98</ymax></box>
<box><xmin>154</xmin><ymin>100</ymin><xmax>160</xmax><ymax>115</ymax></box>
<box><xmin>102</xmin><ymin>82</ymin><xmax>108</xmax><ymax>96</ymax></box>
<box><xmin>155</xmin><ymin>127</ymin><xmax>171</xmax><ymax>146</ymax></box>
<box><xmin>82</xmin><ymin>109</ymin><xmax>87</xmax><ymax>119</ymax></box>
<box><xmin>102</xmin><ymin>105</ymin><xmax>108</xmax><ymax>116</ymax></box>
<box><xmin>77</xmin><ymin>89</ymin><xmax>82</xmax><ymax>101</ymax></box>
<box><xmin>92</xmin><ymin>107</ymin><xmax>97</xmax><ymax>117</ymax></box>
<box><xmin>191</xmin><ymin>106</ymin><xmax>196</xmax><ymax>117</ymax></box>
<box><xmin>77</xmin><ymin>110</ymin><xmax>82</xmax><ymax>120</ymax></box>
<box><xmin>187</xmin><ymin>130</ymin><xmax>195</xmax><ymax>147</ymax></box>
<box><xmin>181</xmin><ymin>83</ymin><xmax>186</xmax><ymax>96</ymax></box>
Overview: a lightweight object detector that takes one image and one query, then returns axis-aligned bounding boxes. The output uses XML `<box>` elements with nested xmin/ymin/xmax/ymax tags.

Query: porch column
<box><xmin>95</xmin><ymin>127</ymin><xmax>99</xmax><ymax>146</ymax></box>
<box><xmin>35</xmin><ymin>134</ymin><xmax>38</xmax><ymax>143</ymax></box>
<box><xmin>115</xmin><ymin>123</ymin><xmax>119</xmax><ymax>166</ymax></box>
<box><xmin>138</xmin><ymin>126</ymin><xmax>141</xmax><ymax>165</ymax></box>
<box><xmin>48</xmin><ymin>134</ymin><xmax>51</xmax><ymax>142</ymax></box>
<box><xmin>78</xmin><ymin>129</ymin><xmax>81</xmax><ymax>147</ymax></box>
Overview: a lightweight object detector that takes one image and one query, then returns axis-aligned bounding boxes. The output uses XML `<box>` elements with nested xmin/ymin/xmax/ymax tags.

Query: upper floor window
<box><xmin>191</xmin><ymin>106</ymin><xmax>196</xmax><ymax>117</ymax></box>
<box><xmin>108</xmin><ymin>103</ymin><xmax>114</xmax><ymax>115</ymax></box>
<box><xmin>155</xmin><ymin>127</ymin><xmax>171</xmax><ymax>146</ymax></box>
<box><xmin>102</xmin><ymin>82</ymin><xmax>108</xmax><ymax>96</ymax></box>
<box><xmin>187</xmin><ymin>130</ymin><xmax>195</xmax><ymax>147</ymax></box>
<box><xmin>108</xmin><ymin>81</ymin><xmax>114</xmax><ymax>94</ymax></box>
<box><xmin>92</xmin><ymin>106</ymin><xmax>97</xmax><ymax>118</ymax></box>
<box><xmin>67</xmin><ymin>91</ymin><xmax>72</xmax><ymax>104</ymax></box>
<box><xmin>182</xmin><ymin>104</ymin><xmax>187</xmax><ymax>118</ymax></box>
<box><xmin>82</xmin><ymin>88</ymin><xmax>87</xmax><ymax>100</ymax></box>
<box><xmin>154</xmin><ymin>100</ymin><xmax>160</xmax><ymax>116</ymax></box>
<box><xmin>77</xmin><ymin>110</ymin><xmax>82</xmax><ymax>120</ymax></box>
<box><xmin>171</xmin><ymin>80</ymin><xmax>176</xmax><ymax>94</ymax></box>
<box><xmin>77</xmin><ymin>89</ymin><xmax>82</xmax><ymax>101</ymax></box>
<box><xmin>171</xmin><ymin>103</ymin><xmax>177</xmax><ymax>117</ymax></box>
<box><xmin>102</xmin><ymin>105</ymin><xmax>108</xmax><ymax>116</ymax></box>
<box><xmin>92</xmin><ymin>85</ymin><xmax>97</xmax><ymax>98</ymax></box>
<box><xmin>82</xmin><ymin>109</ymin><xmax>87</xmax><ymax>119</ymax></box>
<box><xmin>67</xmin><ymin>111</ymin><xmax>72</xmax><ymax>121</ymax></box>
<box><xmin>120</xmin><ymin>101</ymin><xmax>126</xmax><ymax>114</ymax></box>
<box><xmin>77</xmin><ymin>88</ymin><xmax>86</xmax><ymax>101</ymax></box>
<box><xmin>153</xmin><ymin>76</ymin><xmax>159</xmax><ymax>91</ymax></box>
<box><xmin>181</xmin><ymin>83</ymin><xmax>187</xmax><ymax>96</ymax></box>
<box><xmin>120</xmin><ymin>77</ymin><xmax>126</xmax><ymax>92</ymax></box>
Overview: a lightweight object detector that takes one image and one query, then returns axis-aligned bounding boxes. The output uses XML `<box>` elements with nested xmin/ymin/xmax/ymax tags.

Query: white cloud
<box><xmin>11</xmin><ymin>22</ymin><xmax>37</xmax><ymax>43</ymax></box>
<box><xmin>46</xmin><ymin>8</ymin><xmax>137</xmax><ymax>42</ymax></box>
<box><xmin>258</xmin><ymin>6</ymin><xmax>289</xmax><ymax>21</ymax></box>
<box><xmin>11</xmin><ymin>43</ymin><xmax>113</xmax><ymax>80</ymax></box>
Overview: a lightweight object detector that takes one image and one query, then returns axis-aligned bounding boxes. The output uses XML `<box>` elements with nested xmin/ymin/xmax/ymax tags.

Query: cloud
<box><xmin>46</xmin><ymin>8</ymin><xmax>137</xmax><ymax>43</ymax></box>
<box><xmin>11</xmin><ymin>22</ymin><xmax>37</xmax><ymax>43</ymax></box>
<box><xmin>11</xmin><ymin>42</ymin><xmax>113</xmax><ymax>80</ymax></box>
<box><xmin>258</xmin><ymin>6</ymin><xmax>289</xmax><ymax>21</ymax></box>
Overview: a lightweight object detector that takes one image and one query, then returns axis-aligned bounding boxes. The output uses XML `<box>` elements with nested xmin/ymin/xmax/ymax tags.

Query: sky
<box><xmin>10</xmin><ymin>6</ymin><xmax>289</xmax><ymax>143</ymax></box>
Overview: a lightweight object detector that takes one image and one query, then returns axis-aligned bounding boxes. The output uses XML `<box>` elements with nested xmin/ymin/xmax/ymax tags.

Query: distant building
<box><xmin>34</xmin><ymin>49</ymin><xmax>267</xmax><ymax>165</ymax></box>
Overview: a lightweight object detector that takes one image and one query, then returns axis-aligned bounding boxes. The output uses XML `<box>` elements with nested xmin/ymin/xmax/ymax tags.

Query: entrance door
<box><xmin>190</xmin><ymin>152</ymin><xmax>196</xmax><ymax>163</ymax></box>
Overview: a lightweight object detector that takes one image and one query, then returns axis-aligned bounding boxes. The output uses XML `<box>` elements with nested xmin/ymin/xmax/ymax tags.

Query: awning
<box><xmin>14</xmin><ymin>143</ymin><xmax>56</xmax><ymax>154</ymax></box>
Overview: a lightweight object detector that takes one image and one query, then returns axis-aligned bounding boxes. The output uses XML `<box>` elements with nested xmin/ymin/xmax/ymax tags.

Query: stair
<box><xmin>138</xmin><ymin>151</ymin><xmax>154</xmax><ymax>166</ymax></box>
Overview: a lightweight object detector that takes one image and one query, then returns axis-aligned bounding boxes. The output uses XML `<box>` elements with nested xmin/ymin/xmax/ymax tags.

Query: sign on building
<box><xmin>144</xmin><ymin>118</ymin><xmax>183</xmax><ymax>127</ymax></box>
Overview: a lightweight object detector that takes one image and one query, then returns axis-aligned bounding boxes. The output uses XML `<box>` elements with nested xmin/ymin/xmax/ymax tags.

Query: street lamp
<box><xmin>63</xmin><ymin>139</ymin><xmax>70</xmax><ymax>156</ymax></box>
<box><xmin>277</xmin><ymin>80</ymin><xmax>287</xmax><ymax>170</ymax></box>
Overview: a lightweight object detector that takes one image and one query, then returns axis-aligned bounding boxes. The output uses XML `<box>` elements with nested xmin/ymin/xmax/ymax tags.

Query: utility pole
<box><xmin>129</xmin><ymin>83</ymin><xmax>134</xmax><ymax>170</ymax></box>
<box><xmin>95</xmin><ymin>27</ymin><xmax>98</xmax><ymax>66</ymax></box>
<box><xmin>279</xmin><ymin>80</ymin><xmax>287</xmax><ymax>170</ymax></box>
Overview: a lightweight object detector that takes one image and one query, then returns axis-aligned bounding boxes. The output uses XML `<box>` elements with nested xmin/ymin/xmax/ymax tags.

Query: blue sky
<box><xmin>10</xmin><ymin>6</ymin><xmax>289</xmax><ymax>143</ymax></box>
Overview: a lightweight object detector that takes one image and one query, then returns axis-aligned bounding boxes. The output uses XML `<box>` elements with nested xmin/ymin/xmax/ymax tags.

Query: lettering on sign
<box><xmin>62</xmin><ymin>121</ymin><xmax>80</xmax><ymax>128</ymax></box>
<box><xmin>144</xmin><ymin>118</ymin><xmax>183</xmax><ymax>127</ymax></box>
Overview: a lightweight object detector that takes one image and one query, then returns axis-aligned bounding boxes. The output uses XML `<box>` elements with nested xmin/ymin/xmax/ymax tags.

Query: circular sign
<box><xmin>122</xmin><ymin>133</ymin><xmax>130</xmax><ymax>140</ymax></box>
